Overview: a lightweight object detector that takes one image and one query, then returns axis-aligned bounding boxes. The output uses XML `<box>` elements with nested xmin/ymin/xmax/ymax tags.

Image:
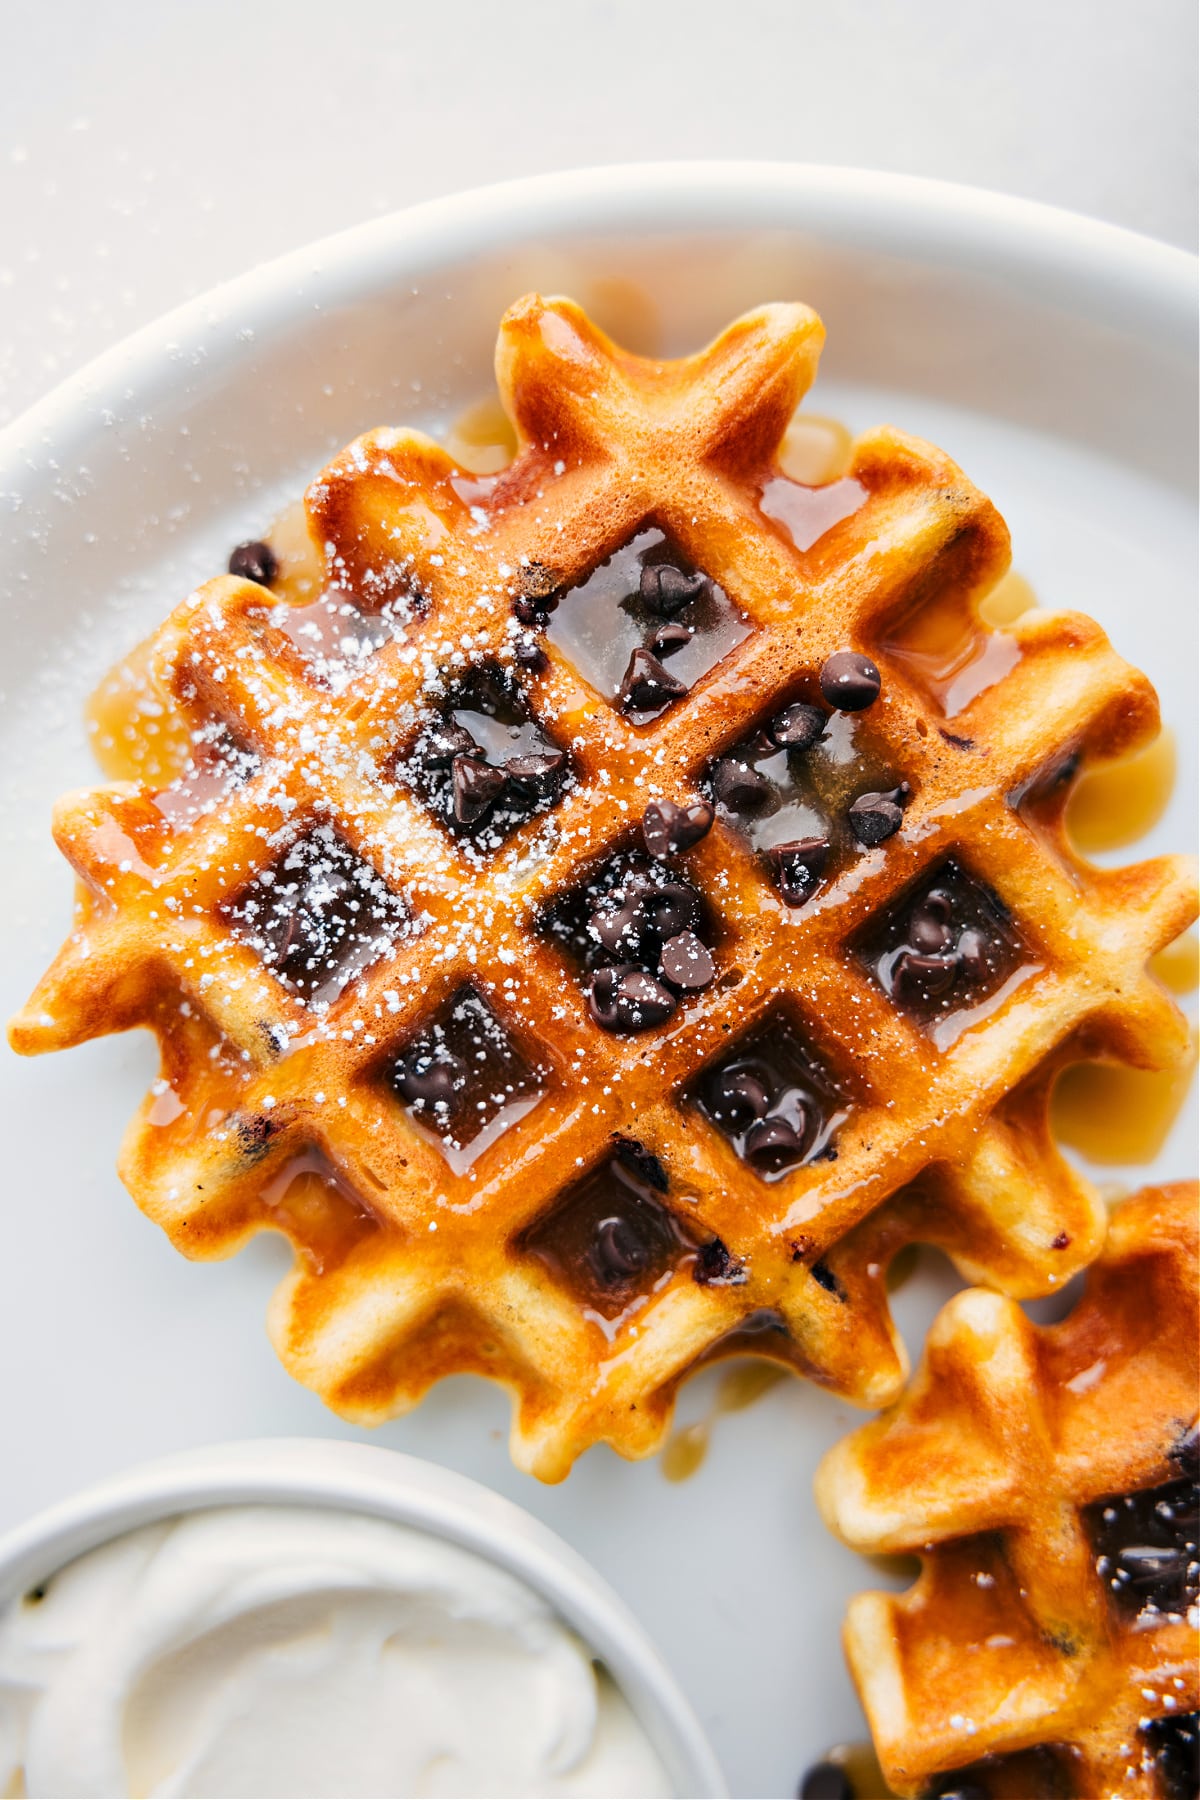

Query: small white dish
<box><xmin>0</xmin><ymin>164</ymin><xmax>1195</xmax><ymax>1796</ymax></box>
<box><xmin>0</xmin><ymin>1436</ymin><xmax>725</xmax><ymax>1797</ymax></box>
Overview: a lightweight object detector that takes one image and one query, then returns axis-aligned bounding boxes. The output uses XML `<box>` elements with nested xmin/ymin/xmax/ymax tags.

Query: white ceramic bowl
<box><xmin>0</xmin><ymin>1437</ymin><xmax>725</xmax><ymax>1797</ymax></box>
<box><xmin>1</xmin><ymin>164</ymin><xmax>1195</xmax><ymax>1797</ymax></box>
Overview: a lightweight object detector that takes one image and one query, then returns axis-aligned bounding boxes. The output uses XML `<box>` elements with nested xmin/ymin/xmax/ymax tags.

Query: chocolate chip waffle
<box><xmin>9</xmin><ymin>295</ymin><xmax>1197</xmax><ymax>1480</ymax></box>
<box><xmin>816</xmin><ymin>1182</ymin><xmax>1199</xmax><ymax>1800</ymax></box>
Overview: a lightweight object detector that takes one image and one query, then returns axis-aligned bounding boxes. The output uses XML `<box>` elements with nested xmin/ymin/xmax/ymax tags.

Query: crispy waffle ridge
<box><xmin>10</xmin><ymin>295</ymin><xmax>1198</xmax><ymax>1480</ymax></box>
<box><xmin>817</xmin><ymin>1182</ymin><xmax>1199</xmax><ymax>1800</ymax></box>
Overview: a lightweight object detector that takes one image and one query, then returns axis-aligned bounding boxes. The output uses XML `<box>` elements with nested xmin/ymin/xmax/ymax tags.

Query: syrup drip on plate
<box><xmin>1065</xmin><ymin>728</ymin><xmax>1177</xmax><ymax>854</ymax></box>
<box><xmin>1051</xmin><ymin>1028</ymin><xmax>1198</xmax><ymax>1165</ymax></box>
<box><xmin>661</xmin><ymin>1362</ymin><xmax>789</xmax><ymax>1482</ymax></box>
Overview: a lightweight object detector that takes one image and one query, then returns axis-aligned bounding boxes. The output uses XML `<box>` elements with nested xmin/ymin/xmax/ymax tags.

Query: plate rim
<box><xmin>1</xmin><ymin>159</ymin><xmax>1195</xmax><ymax>479</ymax></box>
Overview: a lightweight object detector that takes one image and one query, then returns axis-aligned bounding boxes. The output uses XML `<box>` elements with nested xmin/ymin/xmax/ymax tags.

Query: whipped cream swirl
<box><xmin>0</xmin><ymin>1504</ymin><xmax>672</xmax><ymax>1798</ymax></box>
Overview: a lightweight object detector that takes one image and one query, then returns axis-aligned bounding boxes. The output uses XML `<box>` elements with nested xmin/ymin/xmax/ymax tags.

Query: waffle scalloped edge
<box><xmin>9</xmin><ymin>293</ymin><xmax>1199</xmax><ymax>1480</ymax></box>
<box><xmin>816</xmin><ymin>1181</ymin><xmax>1199</xmax><ymax>1800</ymax></box>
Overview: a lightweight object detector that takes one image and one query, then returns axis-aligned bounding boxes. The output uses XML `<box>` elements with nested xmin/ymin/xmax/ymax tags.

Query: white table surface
<box><xmin>1</xmin><ymin>0</ymin><xmax>1196</xmax><ymax>430</ymax></box>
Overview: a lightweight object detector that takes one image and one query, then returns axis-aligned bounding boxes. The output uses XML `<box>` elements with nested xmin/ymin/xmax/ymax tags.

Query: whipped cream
<box><xmin>0</xmin><ymin>1505</ymin><xmax>672</xmax><ymax>1798</ymax></box>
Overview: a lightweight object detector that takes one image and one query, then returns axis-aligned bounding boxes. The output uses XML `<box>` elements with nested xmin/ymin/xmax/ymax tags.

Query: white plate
<box><xmin>1</xmin><ymin>165</ymin><xmax>1195</xmax><ymax>1798</ymax></box>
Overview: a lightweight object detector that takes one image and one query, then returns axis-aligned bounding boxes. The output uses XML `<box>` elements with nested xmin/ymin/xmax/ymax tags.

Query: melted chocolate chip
<box><xmin>588</xmin><ymin>965</ymin><xmax>677</xmax><ymax>1033</ymax></box>
<box><xmin>612</xmin><ymin>1136</ymin><xmax>670</xmax><ymax>1192</ymax></box>
<box><xmin>388</xmin><ymin>986</ymin><xmax>545</xmax><ymax>1171</ymax></box>
<box><xmin>619</xmin><ymin>647</ymin><xmax>689</xmax><ymax>713</ymax></box>
<box><xmin>641</xmin><ymin>799</ymin><xmax>714</xmax><ymax>857</ymax></box>
<box><xmin>770</xmin><ymin>837</ymin><xmax>830</xmax><ymax>907</ymax></box>
<box><xmin>400</xmin><ymin>661</ymin><xmax>569</xmax><ymax>849</ymax></box>
<box><xmin>706</xmin><ymin>1067</ymin><xmax>771</xmax><ymax>1133</ymax></box>
<box><xmin>505</xmin><ymin>748</ymin><xmax>568</xmax><ymax>794</ymax></box>
<box><xmin>693</xmin><ymin>1237</ymin><xmax>746</xmax><ymax>1286</ymax></box>
<box><xmin>744</xmin><ymin>1115</ymin><xmax>808</xmax><ymax>1172</ymax></box>
<box><xmin>659</xmin><ymin>929</ymin><xmax>715</xmax><ymax>992</ymax></box>
<box><xmin>228</xmin><ymin>539</ymin><xmax>279</xmax><ymax>586</ymax></box>
<box><xmin>810</xmin><ymin>1258</ymin><xmax>846</xmax><ymax>1300</ymax></box>
<box><xmin>639</xmin><ymin>563</ymin><xmax>708</xmax><ymax>615</ymax></box>
<box><xmin>1085</xmin><ymin>1467</ymin><xmax>1199</xmax><ymax>1620</ymax></box>
<box><xmin>1141</xmin><ymin>1713</ymin><xmax>1199</xmax><ymax>1800</ymax></box>
<box><xmin>520</xmin><ymin>1147</ymin><xmax>701</xmax><ymax>1319</ymax></box>
<box><xmin>712</xmin><ymin>757</ymin><xmax>773</xmax><ymax>812</ymax></box>
<box><xmin>847</xmin><ymin>784</ymin><xmax>910</xmax><ymax>847</ymax></box>
<box><xmin>651</xmin><ymin>620</ymin><xmax>694</xmax><ymax>657</ymax></box>
<box><xmin>893</xmin><ymin>950</ymin><xmax>960</xmax><ymax>1000</ymax></box>
<box><xmin>393</xmin><ymin>1053</ymin><xmax>464</xmax><ymax>1108</ymax></box>
<box><xmin>770</xmin><ymin>702</ymin><xmax>826</xmax><ymax>751</ymax></box>
<box><xmin>696</xmin><ymin>1011</ymin><xmax>845</xmax><ymax>1180</ymax></box>
<box><xmin>424</xmin><ymin>720</ymin><xmax>479</xmax><ymax>765</ymax></box>
<box><xmin>513</xmin><ymin>638</ymin><xmax>548</xmax><ymax>673</ymax></box>
<box><xmin>543</xmin><ymin>852</ymin><xmax>716</xmax><ymax>1031</ymax></box>
<box><xmin>819</xmin><ymin>651</ymin><xmax>881</xmax><ymax>711</ymax></box>
<box><xmin>858</xmin><ymin>860</ymin><xmax>1027</xmax><ymax>1032</ymax></box>
<box><xmin>222</xmin><ymin>830</ymin><xmax>410</xmax><ymax>1008</ymax></box>
<box><xmin>452</xmin><ymin>753</ymin><xmax>508</xmax><ymax>825</ymax></box>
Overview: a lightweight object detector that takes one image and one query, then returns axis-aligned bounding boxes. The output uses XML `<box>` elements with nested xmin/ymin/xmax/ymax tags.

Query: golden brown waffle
<box><xmin>9</xmin><ymin>295</ymin><xmax>1198</xmax><ymax>1480</ymax></box>
<box><xmin>816</xmin><ymin>1182</ymin><xmax>1199</xmax><ymax>1800</ymax></box>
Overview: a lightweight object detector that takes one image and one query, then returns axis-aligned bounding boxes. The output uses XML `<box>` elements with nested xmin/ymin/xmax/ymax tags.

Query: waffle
<box><xmin>10</xmin><ymin>295</ymin><xmax>1197</xmax><ymax>1480</ymax></box>
<box><xmin>816</xmin><ymin>1182</ymin><xmax>1199</xmax><ymax>1800</ymax></box>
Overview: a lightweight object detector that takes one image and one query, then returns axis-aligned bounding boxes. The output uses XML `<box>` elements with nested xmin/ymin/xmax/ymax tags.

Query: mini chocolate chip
<box><xmin>512</xmin><ymin>596</ymin><xmax>548</xmax><ymax>626</ymax></box>
<box><xmin>638</xmin><ymin>878</ymin><xmax>705</xmax><ymax>941</ymax></box>
<box><xmin>744</xmin><ymin>1115</ymin><xmax>807</xmax><ymax>1172</ymax></box>
<box><xmin>847</xmin><ymin>790</ymin><xmax>905</xmax><ymax>846</ymax></box>
<box><xmin>620</xmin><ymin>647</ymin><xmax>689</xmax><ymax>712</ymax></box>
<box><xmin>228</xmin><ymin>540</ymin><xmax>279</xmax><ymax>586</ymax></box>
<box><xmin>589</xmin><ymin>896</ymin><xmax>644</xmax><ymax>959</ymax></box>
<box><xmin>955</xmin><ymin>927</ymin><xmax>988</xmax><ymax>978</ymax></box>
<box><xmin>639</xmin><ymin>563</ymin><xmax>708</xmax><ymax>616</ymax></box>
<box><xmin>587</xmin><ymin>965</ymin><xmax>677</xmax><ymax>1033</ymax></box>
<box><xmin>712</xmin><ymin>757</ymin><xmax>772</xmax><ymax>812</ymax></box>
<box><xmin>1170</xmin><ymin>1423</ymin><xmax>1199</xmax><ymax>1476</ymax></box>
<box><xmin>810</xmin><ymin>1258</ymin><xmax>847</xmax><ymax>1300</ymax></box>
<box><xmin>612</xmin><ymin>1136</ymin><xmax>670</xmax><ymax>1191</ymax></box>
<box><xmin>504</xmin><ymin>749</ymin><xmax>567</xmax><ymax>795</ymax></box>
<box><xmin>769</xmin><ymin>703</ymin><xmax>826</xmax><ymax>751</ymax></box>
<box><xmin>798</xmin><ymin>1762</ymin><xmax>855</xmax><ymax>1800</ymax></box>
<box><xmin>395</xmin><ymin>1054</ymin><xmax>464</xmax><ymax>1107</ymax></box>
<box><xmin>651</xmin><ymin>622</ymin><xmax>694</xmax><ymax>659</ymax></box>
<box><xmin>513</xmin><ymin>638</ymin><xmax>548</xmax><ymax>673</ymax></box>
<box><xmin>424</xmin><ymin>720</ymin><xmax>480</xmax><ymax>766</ymax></box>
<box><xmin>707</xmin><ymin>1067</ymin><xmax>771</xmax><ymax>1132</ymax></box>
<box><xmin>908</xmin><ymin>906</ymin><xmax>955</xmax><ymax>954</ymax></box>
<box><xmin>641</xmin><ymin>798</ymin><xmax>714</xmax><ymax>857</ymax></box>
<box><xmin>819</xmin><ymin>650</ymin><xmax>881</xmax><ymax>711</ymax></box>
<box><xmin>659</xmin><ymin>930</ymin><xmax>715</xmax><ymax>992</ymax></box>
<box><xmin>893</xmin><ymin>949</ymin><xmax>959</xmax><ymax>1000</ymax></box>
<box><xmin>769</xmin><ymin>837</ymin><xmax>829</xmax><ymax>906</ymax></box>
<box><xmin>1050</xmin><ymin>1231</ymin><xmax>1070</xmax><ymax>1249</ymax></box>
<box><xmin>451</xmin><ymin>754</ymin><xmax>508</xmax><ymax>825</ymax></box>
<box><xmin>591</xmin><ymin>1215</ymin><xmax>652</xmax><ymax>1284</ymax></box>
<box><xmin>693</xmin><ymin>1237</ymin><xmax>746</xmax><ymax>1286</ymax></box>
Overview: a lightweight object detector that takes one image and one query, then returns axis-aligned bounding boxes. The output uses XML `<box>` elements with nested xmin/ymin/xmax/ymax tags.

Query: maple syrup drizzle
<box><xmin>661</xmin><ymin>1362</ymin><xmax>788</xmax><ymax>1482</ymax></box>
<box><xmin>1065</xmin><ymin>728</ymin><xmax>1177</xmax><ymax>854</ymax></box>
<box><xmin>441</xmin><ymin>395</ymin><xmax>518</xmax><ymax>475</ymax></box>
<box><xmin>1151</xmin><ymin>930</ymin><xmax>1200</xmax><ymax>996</ymax></box>
<box><xmin>261</xmin><ymin>1149</ymin><xmax>380</xmax><ymax>1275</ymax></box>
<box><xmin>86</xmin><ymin>639</ymin><xmax>193</xmax><ymax>786</ymax></box>
<box><xmin>883</xmin><ymin>591</ymin><xmax>1021</xmax><ymax>719</ymax></box>
<box><xmin>1051</xmin><ymin>1028</ymin><xmax>1198</xmax><ymax>1165</ymax></box>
